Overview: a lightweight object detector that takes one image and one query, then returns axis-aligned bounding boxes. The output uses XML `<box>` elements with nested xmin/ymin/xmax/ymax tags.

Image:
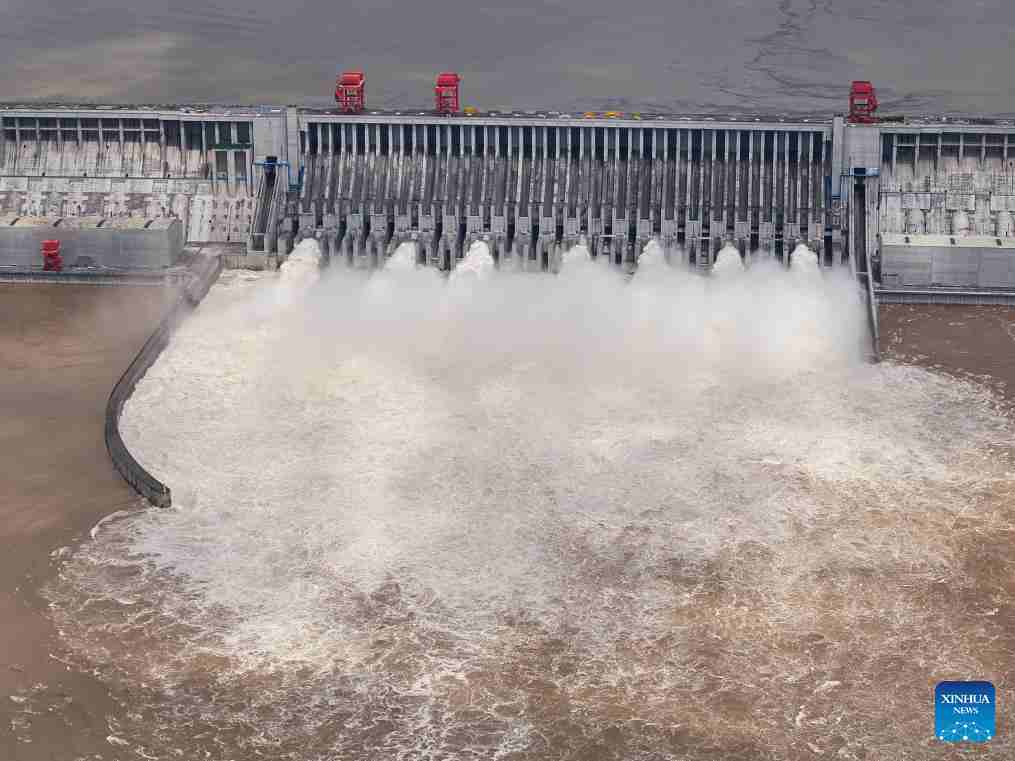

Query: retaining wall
<box><xmin>0</xmin><ymin>216</ymin><xmax>182</xmax><ymax>270</ymax></box>
<box><xmin>104</xmin><ymin>253</ymin><xmax>222</xmax><ymax>507</ymax></box>
<box><xmin>0</xmin><ymin>269</ymin><xmax>189</xmax><ymax>285</ymax></box>
<box><xmin>875</xmin><ymin>287</ymin><xmax>1015</xmax><ymax>305</ymax></box>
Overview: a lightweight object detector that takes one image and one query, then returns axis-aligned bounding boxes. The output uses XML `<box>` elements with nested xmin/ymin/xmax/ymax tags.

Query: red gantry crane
<box><xmin>335</xmin><ymin>70</ymin><xmax>366</xmax><ymax>113</ymax></box>
<box><xmin>848</xmin><ymin>81</ymin><xmax>879</xmax><ymax>124</ymax></box>
<box><xmin>434</xmin><ymin>72</ymin><xmax>461</xmax><ymax>114</ymax></box>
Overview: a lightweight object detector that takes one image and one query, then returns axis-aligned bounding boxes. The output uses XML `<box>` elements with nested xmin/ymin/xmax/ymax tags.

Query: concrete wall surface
<box><xmin>0</xmin><ymin>215</ymin><xmax>182</xmax><ymax>269</ymax></box>
<box><xmin>881</xmin><ymin>233</ymin><xmax>1015</xmax><ymax>287</ymax></box>
<box><xmin>105</xmin><ymin>253</ymin><xmax>223</xmax><ymax>507</ymax></box>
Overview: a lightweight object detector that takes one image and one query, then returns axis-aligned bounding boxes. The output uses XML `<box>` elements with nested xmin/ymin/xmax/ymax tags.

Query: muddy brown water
<box><xmin>3</xmin><ymin>291</ymin><xmax>1015</xmax><ymax>760</ymax></box>
<box><xmin>880</xmin><ymin>304</ymin><xmax>1015</xmax><ymax>406</ymax></box>
<box><xmin>0</xmin><ymin>283</ymin><xmax>175</xmax><ymax>761</ymax></box>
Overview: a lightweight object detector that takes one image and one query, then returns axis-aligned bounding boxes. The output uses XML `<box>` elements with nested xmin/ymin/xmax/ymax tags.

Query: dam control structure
<box><xmin>3</xmin><ymin>84</ymin><xmax>1015</xmax><ymax>299</ymax></box>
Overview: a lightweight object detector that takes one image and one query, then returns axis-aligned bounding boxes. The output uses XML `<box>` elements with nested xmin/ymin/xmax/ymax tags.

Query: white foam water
<box><xmin>636</xmin><ymin>239</ymin><xmax>666</xmax><ymax>267</ymax></box>
<box><xmin>449</xmin><ymin>240</ymin><xmax>496</xmax><ymax>282</ymax></box>
<box><xmin>712</xmin><ymin>242</ymin><xmax>745</xmax><ymax>276</ymax></box>
<box><xmin>562</xmin><ymin>241</ymin><xmax>593</xmax><ymax>268</ymax></box>
<box><xmin>279</xmin><ymin>237</ymin><xmax>322</xmax><ymax>281</ymax></box>
<box><xmin>384</xmin><ymin>240</ymin><xmax>418</xmax><ymax>271</ymax></box>
<box><xmin>46</xmin><ymin>241</ymin><xmax>1015</xmax><ymax>759</ymax></box>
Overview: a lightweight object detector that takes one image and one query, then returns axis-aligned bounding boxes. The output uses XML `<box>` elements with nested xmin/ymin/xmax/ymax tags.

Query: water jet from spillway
<box><xmin>789</xmin><ymin>243</ymin><xmax>820</xmax><ymax>276</ymax></box>
<box><xmin>385</xmin><ymin>241</ymin><xmax>418</xmax><ymax>271</ymax></box>
<box><xmin>561</xmin><ymin>243</ymin><xmax>593</xmax><ymax>269</ymax></box>
<box><xmin>279</xmin><ymin>238</ymin><xmax>322</xmax><ymax>277</ymax></box>
<box><xmin>637</xmin><ymin>240</ymin><xmax>667</xmax><ymax>271</ymax></box>
<box><xmin>712</xmin><ymin>243</ymin><xmax>745</xmax><ymax>276</ymax></box>
<box><xmin>275</xmin><ymin>239</ymin><xmax>322</xmax><ymax>304</ymax></box>
<box><xmin>449</xmin><ymin>240</ymin><xmax>495</xmax><ymax>283</ymax></box>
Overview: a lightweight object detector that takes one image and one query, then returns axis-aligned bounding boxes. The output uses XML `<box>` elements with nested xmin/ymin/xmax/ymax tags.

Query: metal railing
<box><xmin>876</xmin><ymin>286</ymin><xmax>1015</xmax><ymax>305</ymax></box>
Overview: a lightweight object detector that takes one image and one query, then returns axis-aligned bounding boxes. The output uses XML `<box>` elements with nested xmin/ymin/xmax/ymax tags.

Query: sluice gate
<box><xmin>295</xmin><ymin>115</ymin><xmax>838</xmax><ymax>270</ymax></box>
<box><xmin>4</xmin><ymin>103</ymin><xmax>1015</xmax><ymax>293</ymax></box>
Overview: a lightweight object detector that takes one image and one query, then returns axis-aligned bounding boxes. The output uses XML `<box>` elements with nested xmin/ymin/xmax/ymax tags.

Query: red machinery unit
<box><xmin>434</xmin><ymin>72</ymin><xmax>461</xmax><ymax>114</ymax></box>
<box><xmin>848</xmin><ymin>80</ymin><xmax>879</xmax><ymax>123</ymax></box>
<box><xmin>335</xmin><ymin>70</ymin><xmax>366</xmax><ymax>113</ymax></box>
<box><xmin>41</xmin><ymin>239</ymin><xmax>63</xmax><ymax>272</ymax></box>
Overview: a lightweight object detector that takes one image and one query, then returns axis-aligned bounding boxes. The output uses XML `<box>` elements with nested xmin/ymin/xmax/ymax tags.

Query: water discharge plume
<box><xmin>711</xmin><ymin>242</ymin><xmax>745</xmax><ymax>276</ymax></box>
<box><xmin>636</xmin><ymin>239</ymin><xmax>667</xmax><ymax>271</ymax></box>
<box><xmin>789</xmin><ymin>242</ymin><xmax>820</xmax><ymax>277</ymax></box>
<box><xmin>448</xmin><ymin>240</ymin><xmax>495</xmax><ymax>283</ymax></box>
<box><xmin>560</xmin><ymin>242</ymin><xmax>593</xmax><ymax>268</ymax></box>
<box><xmin>384</xmin><ymin>240</ymin><xmax>418</xmax><ymax>271</ymax></box>
<box><xmin>44</xmin><ymin>246</ymin><xmax>1015</xmax><ymax>760</ymax></box>
<box><xmin>355</xmin><ymin>241</ymin><xmax>445</xmax><ymax>338</ymax></box>
<box><xmin>277</xmin><ymin>238</ymin><xmax>322</xmax><ymax>286</ymax></box>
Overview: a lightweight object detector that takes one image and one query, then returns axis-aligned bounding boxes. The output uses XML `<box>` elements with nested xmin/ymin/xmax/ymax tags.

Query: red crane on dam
<box><xmin>335</xmin><ymin>70</ymin><xmax>366</xmax><ymax>113</ymax></box>
<box><xmin>848</xmin><ymin>81</ymin><xmax>879</xmax><ymax>123</ymax></box>
<box><xmin>435</xmin><ymin>72</ymin><xmax>461</xmax><ymax>114</ymax></box>
<box><xmin>335</xmin><ymin>69</ymin><xmax>462</xmax><ymax>114</ymax></box>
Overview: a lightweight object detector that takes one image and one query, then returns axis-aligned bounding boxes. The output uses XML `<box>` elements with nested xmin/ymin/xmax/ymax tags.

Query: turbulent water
<box><xmin>48</xmin><ymin>241</ymin><xmax>1015</xmax><ymax>759</ymax></box>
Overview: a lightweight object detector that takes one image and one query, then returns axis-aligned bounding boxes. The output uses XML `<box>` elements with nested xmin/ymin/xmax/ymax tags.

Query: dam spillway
<box><xmin>4</xmin><ymin>103</ymin><xmax>1015</xmax><ymax>289</ymax></box>
<box><xmin>292</xmin><ymin>114</ymin><xmax>836</xmax><ymax>269</ymax></box>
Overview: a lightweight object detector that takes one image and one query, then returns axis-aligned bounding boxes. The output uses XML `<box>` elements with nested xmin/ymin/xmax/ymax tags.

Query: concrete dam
<box><xmin>4</xmin><ymin>97</ymin><xmax>1015</xmax><ymax>292</ymax></box>
<box><xmin>11</xmin><ymin>82</ymin><xmax>1015</xmax><ymax>759</ymax></box>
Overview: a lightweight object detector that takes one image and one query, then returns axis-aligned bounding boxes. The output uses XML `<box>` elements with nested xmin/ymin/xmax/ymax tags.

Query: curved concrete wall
<box><xmin>104</xmin><ymin>254</ymin><xmax>222</xmax><ymax>507</ymax></box>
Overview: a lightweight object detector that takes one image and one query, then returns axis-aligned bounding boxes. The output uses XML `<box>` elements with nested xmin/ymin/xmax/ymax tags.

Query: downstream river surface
<box><xmin>38</xmin><ymin>244</ymin><xmax>1015</xmax><ymax>759</ymax></box>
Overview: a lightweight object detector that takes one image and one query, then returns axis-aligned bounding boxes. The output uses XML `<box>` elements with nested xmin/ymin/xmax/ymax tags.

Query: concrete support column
<box><xmin>181</xmin><ymin>122</ymin><xmax>190</xmax><ymax>177</ymax></box>
<box><xmin>200</xmin><ymin>121</ymin><xmax>210</xmax><ymax>186</ymax></box>
<box><xmin>9</xmin><ymin>122</ymin><xmax>19</xmax><ymax>174</ymax></box>
<box><xmin>158</xmin><ymin>119</ymin><xmax>167</xmax><ymax>178</ymax></box>
<box><xmin>117</xmin><ymin>119</ymin><xmax>125</xmax><ymax>177</ymax></box>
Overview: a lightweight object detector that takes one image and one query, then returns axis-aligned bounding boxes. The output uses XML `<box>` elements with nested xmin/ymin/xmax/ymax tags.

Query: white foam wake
<box><xmin>44</xmin><ymin>245</ymin><xmax>1015</xmax><ymax>759</ymax></box>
